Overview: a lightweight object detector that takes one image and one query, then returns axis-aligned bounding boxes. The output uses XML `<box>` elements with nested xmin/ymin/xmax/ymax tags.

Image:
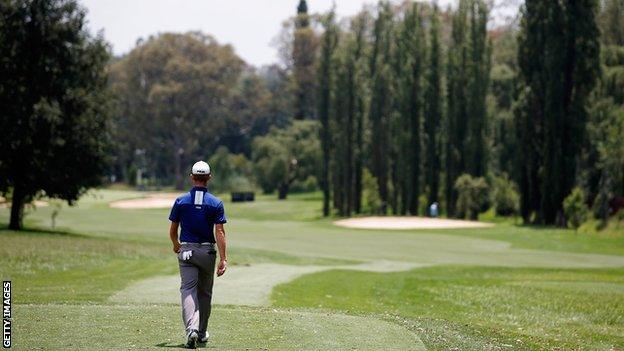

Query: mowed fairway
<box><xmin>1</xmin><ymin>189</ymin><xmax>624</xmax><ymax>350</ymax></box>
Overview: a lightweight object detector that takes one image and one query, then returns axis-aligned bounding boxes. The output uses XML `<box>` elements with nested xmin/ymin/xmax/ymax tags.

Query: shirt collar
<box><xmin>191</xmin><ymin>186</ymin><xmax>208</xmax><ymax>192</ymax></box>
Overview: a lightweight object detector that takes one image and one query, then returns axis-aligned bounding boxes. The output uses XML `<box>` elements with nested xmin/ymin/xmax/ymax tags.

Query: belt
<box><xmin>180</xmin><ymin>242</ymin><xmax>215</xmax><ymax>246</ymax></box>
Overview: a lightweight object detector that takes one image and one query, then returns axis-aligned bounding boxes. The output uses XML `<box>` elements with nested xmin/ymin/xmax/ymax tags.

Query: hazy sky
<box><xmin>81</xmin><ymin>0</ymin><xmax>517</xmax><ymax>67</ymax></box>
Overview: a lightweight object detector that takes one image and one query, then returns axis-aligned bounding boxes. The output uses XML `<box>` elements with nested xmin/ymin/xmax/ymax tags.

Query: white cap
<box><xmin>191</xmin><ymin>161</ymin><xmax>211</xmax><ymax>175</ymax></box>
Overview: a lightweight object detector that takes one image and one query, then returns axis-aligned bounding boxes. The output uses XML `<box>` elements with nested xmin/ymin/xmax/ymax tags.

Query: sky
<box><xmin>81</xmin><ymin>0</ymin><xmax>519</xmax><ymax>67</ymax></box>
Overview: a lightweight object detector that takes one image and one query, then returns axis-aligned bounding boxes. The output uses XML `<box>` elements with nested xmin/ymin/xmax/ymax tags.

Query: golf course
<box><xmin>1</xmin><ymin>189</ymin><xmax>623</xmax><ymax>350</ymax></box>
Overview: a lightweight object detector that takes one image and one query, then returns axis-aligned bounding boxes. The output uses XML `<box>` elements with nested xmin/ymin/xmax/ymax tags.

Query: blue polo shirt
<box><xmin>169</xmin><ymin>186</ymin><xmax>227</xmax><ymax>243</ymax></box>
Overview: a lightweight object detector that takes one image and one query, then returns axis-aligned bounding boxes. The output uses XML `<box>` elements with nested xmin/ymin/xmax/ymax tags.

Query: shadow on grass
<box><xmin>155</xmin><ymin>342</ymin><xmax>209</xmax><ymax>349</ymax></box>
<box><xmin>0</xmin><ymin>226</ymin><xmax>90</xmax><ymax>238</ymax></box>
<box><xmin>155</xmin><ymin>342</ymin><xmax>186</xmax><ymax>348</ymax></box>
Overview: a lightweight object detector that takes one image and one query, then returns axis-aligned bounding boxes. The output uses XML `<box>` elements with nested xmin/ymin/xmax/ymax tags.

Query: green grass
<box><xmin>429</xmin><ymin>223</ymin><xmax>624</xmax><ymax>256</ymax></box>
<box><xmin>272</xmin><ymin>266</ymin><xmax>624</xmax><ymax>350</ymax></box>
<box><xmin>0</xmin><ymin>229</ymin><xmax>173</xmax><ymax>303</ymax></box>
<box><xmin>15</xmin><ymin>304</ymin><xmax>425</xmax><ymax>350</ymax></box>
<box><xmin>0</xmin><ymin>229</ymin><xmax>354</xmax><ymax>304</ymax></box>
<box><xmin>1</xmin><ymin>188</ymin><xmax>623</xmax><ymax>350</ymax></box>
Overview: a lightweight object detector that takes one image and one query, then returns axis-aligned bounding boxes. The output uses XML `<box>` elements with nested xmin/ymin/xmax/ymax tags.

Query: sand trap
<box><xmin>334</xmin><ymin>216</ymin><xmax>493</xmax><ymax>230</ymax></box>
<box><xmin>109</xmin><ymin>192</ymin><xmax>180</xmax><ymax>209</ymax></box>
<box><xmin>0</xmin><ymin>197</ymin><xmax>48</xmax><ymax>208</ymax></box>
<box><xmin>110</xmin><ymin>260</ymin><xmax>424</xmax><ymax>307</ymax></box>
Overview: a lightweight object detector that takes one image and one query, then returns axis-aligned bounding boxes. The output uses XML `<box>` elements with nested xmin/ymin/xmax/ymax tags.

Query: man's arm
<box><xmin>215</xmin><ymin>223</ymin><xmax>227</xmax><ymax>276</ymax></box>
<box><xmin>170</xmin><ymin>221</ymin><xmax>180</xmax><ymax>253</ymax></box>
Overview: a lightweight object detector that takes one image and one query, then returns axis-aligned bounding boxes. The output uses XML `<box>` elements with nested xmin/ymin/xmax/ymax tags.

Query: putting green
<box><xmin>15</xmin><ymin>304</ymin><xmax>426</xmax><ymax>350</ymax></box>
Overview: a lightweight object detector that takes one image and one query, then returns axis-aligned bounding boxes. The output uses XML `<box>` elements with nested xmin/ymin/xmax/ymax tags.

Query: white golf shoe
<box><xmin>198</xmin><ymin>331</ymin><xmax>209</xmax><ymax>343</ymax></box>
<box><xmin>185</xmin><ymin>329</ymin><xmax>198</xmax><ymax>349</ymax></box>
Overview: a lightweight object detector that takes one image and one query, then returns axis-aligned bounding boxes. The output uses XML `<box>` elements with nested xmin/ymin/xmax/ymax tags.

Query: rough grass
<box><xmin>0</xmin><ymin>229</ymin><xmax>353</xmax><ymax>304</ymax></box>
<box><xmin>272</xmin><ymin>266</ymin><xmax>624</xmax><ymax>350</ymax></box>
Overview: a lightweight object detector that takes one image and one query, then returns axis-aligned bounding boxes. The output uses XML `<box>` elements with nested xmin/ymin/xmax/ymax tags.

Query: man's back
<box><xmin>169</xmin><ymin>186</ymin><xmax>227</xmax><ymax>243</ymax></box>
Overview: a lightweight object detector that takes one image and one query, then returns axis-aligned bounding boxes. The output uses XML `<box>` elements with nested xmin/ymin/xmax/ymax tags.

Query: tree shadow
<box><xmin>0</xmin><ymin>226</ymin><xmax>90</xmax><ymax>238</ymax></box>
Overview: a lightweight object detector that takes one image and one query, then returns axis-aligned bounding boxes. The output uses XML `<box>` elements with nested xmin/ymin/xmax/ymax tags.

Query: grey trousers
<box><xmin>178</xmin><ymin>243</ymin><xmax>216</xmax><ymax>335</ymax></box>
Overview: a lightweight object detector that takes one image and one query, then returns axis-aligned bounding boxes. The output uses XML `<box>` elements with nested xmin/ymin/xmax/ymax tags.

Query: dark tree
<box><xmin>368</xmin><ymin>2</ymin><xmax>394</xmax><ymax>214</ymax></box>
<box><xmin>351</xmin><ymin>14</ymin><xmax>369</xmax><ymax>214</ymax></box>
<box><xmin>466</xmin><ymin>0</ymin><xmax>490</xmax><ymax>177</ymax></box>
<box><xmin>0</xmin><ymin>0</ymin><xmax>111</xmax><ymax>230</ymax></box>
<box><xmin>516</xmin><ymin>0</ymin><xmax>600</xmax><ymax>224</ymax></box>
<box><xmin>293</xmin><ymin>0</ymin><xmax>318</xmax><ymax>119</ymax></box>
<box><xmin>317</xmin><ymin>10</ymin><xmax>338</xmax><ymax>216</ymax></box>
<box><xmin>394</xmin><ymin>2</ymin><xmax>425</xmax><ymax>214</ymax></box>
<box><xmin>445</xmin><ymin>0</ymin><xmax>469</xmax><ymax>216</ymax></box>
<box><xmin>424</xmin><ymin>4</ymin><xmax>442</xmax><ymax>206</ymax></box>
<box><xmin>445</xmin><ymin>0</ymin><xmax>491</xmax><ymax>217</ymax></box>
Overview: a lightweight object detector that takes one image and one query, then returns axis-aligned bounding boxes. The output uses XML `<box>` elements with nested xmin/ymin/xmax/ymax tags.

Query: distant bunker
<box><xmin>333</xmin><ymin>216</ymin><xmax>494</xmax><ymax>230</ymax></box>
<box><xmin>109</xmin><ymin>193</ymin><xmax>179</xmax><ymax>209</ymax></box>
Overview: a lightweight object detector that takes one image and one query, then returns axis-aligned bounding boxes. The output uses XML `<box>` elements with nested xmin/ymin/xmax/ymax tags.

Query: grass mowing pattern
<box><xmin>272</xmin><ymin>266</ymin><xmax>624</xmax><ymax>350</ymax></box>
<box><xmin>15</xmin><ymin>304</ymin><xmax>425</xmax><ymax>350</ymax></box>
<box><xmin>2</xmin><ymin>189</ymin><xmax>624</xmax><ymax>350</ymax></box>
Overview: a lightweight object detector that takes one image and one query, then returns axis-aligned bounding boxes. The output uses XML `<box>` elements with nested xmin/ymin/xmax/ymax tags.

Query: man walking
<box><xmin>168</xmin><ymin>161</ymin><xmax>228</xmax><ymax>349</ymax></box>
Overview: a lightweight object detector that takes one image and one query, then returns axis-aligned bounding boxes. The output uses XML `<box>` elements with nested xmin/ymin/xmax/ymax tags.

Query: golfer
<box><xmin>168</xmin><ymin>161</ymin><xmax>228</xmax><ymax>349</ymax></box>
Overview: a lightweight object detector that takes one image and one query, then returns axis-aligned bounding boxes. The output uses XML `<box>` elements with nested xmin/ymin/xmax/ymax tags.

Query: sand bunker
<box><xmin>109</xmin><ymin>193</ymin><xmax>180</xmax><ymax>209</ymax></box>
<box><xmin>0</xmin><ymin>197</ymin><xmax>47</xmax><ymax>208</ymax></box>
<box><xmin>334</xmin><ymin>216</ymin><xmax>493</xmax><ymax>230</ymax></box>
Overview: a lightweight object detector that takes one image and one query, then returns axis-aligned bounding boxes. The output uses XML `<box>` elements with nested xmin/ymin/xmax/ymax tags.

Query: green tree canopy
<box><xmin>0</xmin><ymin>0</ymin><xmax>111</xmax><ymax>230</ymax></box>
<box><xmin>109</xmin><ymin>32</ymin><xmax>245</xmax><ymax>188</ymax></box>
<box><xmin>252</xmin><ymin>121</ymin><xmax>320</xmax><ymax>199</ymax></box>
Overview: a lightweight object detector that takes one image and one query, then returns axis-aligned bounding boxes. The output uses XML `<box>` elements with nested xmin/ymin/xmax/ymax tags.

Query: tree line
<box><xmin>1</xmin><ymin>0</ymin><xmax>623</xmax><ymax>230</ymax></box>
<box><xmin>306</xmin><ymin>0</ymin><xmax>623</xmax><ymax>225</ymax></box>
<box><xmin>313</xmin><ymin>0</ymin><xmax>492</xmax><ymax>217</ymax></box>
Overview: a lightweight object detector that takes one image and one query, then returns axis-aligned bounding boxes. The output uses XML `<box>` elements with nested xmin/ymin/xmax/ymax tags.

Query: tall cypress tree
<box><xmin>516</xmin><ymin>0</ymin><xmax>600</xmax><ymax>224</ymax></box>
<box><xmin>369</xmin><ymin>2</ymin><xmax>394</xmax><ymax>214</ymax></box>
<box><xmin>293</xmin><ymin>0</ymin><xmax>318</xmax><ymax>120</ymax></box>
<box><xmin>425</xmin><ymin>3</ymin><xmax>442</xmax><ymax>206</ymax></box>
<box><xmin>445</xmin><ymin>0</ymin><xmax>469</xmax><ymax>217</ymax></box>
<box><xmin>351</xmin><ymin>14</ymin><xmax>369</xmax><ymax>214</ymax></box>
<box><xmin>332</xmin><ymin>29</ymin><xmax>349</xmax><ymax>215</ymax></box>
<box><xmin>395</xmin><ymin>2</ymin><xmax>425</xmax><ymax>214</ymax></box>
<box><xmin>331</xmin><ymin>14</ymin><xmax>368</xmax><ymax>216</ymax></box>
<box><xmin>467</xmin><ymin>0</ymin><xmax>491</xmax><ymax>177</ymax></box>
<box><xmin>318</xmin><ymin>10</ymin><xmax>338</xmax><ymax>216</ymax></box>
<box><xmin>445</xmin><ymin>0</ymin><xmax>491</xmax><ymax>216</ymax></box>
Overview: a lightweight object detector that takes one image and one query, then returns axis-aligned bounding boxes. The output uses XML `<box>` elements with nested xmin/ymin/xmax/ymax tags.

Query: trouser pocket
<box><xmin>178</xmin><ymin>249</ymin><xmax>193</xmax><ymax>261</ymax></box>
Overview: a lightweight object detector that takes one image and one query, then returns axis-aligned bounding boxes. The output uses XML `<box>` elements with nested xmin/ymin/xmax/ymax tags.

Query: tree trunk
<box><xmin>9</xmin><ymin>185</ymin><xmax>25</xmax><ymax>230</ymax></box>
<box><xmin>174</xmin><ymin>146</ymin><xmax>184</xmax><ymax>190</ymax></box>
<box><xmin>278</xmin><ymin>182</ymin><xmax>289</xmax><ymax>200</ymax></box>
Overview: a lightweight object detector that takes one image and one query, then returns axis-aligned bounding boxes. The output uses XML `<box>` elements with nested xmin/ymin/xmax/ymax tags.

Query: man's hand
<box><xmin>217</xmin><ymin>259</ymin><xmax>227</xmax><ymax>276</ymax></box>
<box><xmin>172</xmin><ymin>241</ymin><xmax>181</xmax><ymax>254</ymax></box>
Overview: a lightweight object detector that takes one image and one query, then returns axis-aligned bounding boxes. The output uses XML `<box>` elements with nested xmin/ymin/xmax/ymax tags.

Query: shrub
<box><xmin>209</xmin><ymin>146</ymin><xmax>254</xmax><ymax>192</ymax></box>
<box><xmin>454</xmin><ymin>174</ymin><xmax>489</xmax><ymax>220</ymax></box>
<box><xmin>492</xmin><ymin>174</ymin><xmax>520</xmax><ymax>216</ymax></box>
<box><xmin>563</xmin><ymin>187</ymin><xmax>589</xmax><ymax>230</ymax></box>
<box><xmin>290</xmin><ymin>175</ymin><xmax>318</xmax><ymax>193</ymax></box>
<box><xmin>362</xmin><ymin>169</ymin><xmax>382</xmax><ymax>214</ymax></box>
